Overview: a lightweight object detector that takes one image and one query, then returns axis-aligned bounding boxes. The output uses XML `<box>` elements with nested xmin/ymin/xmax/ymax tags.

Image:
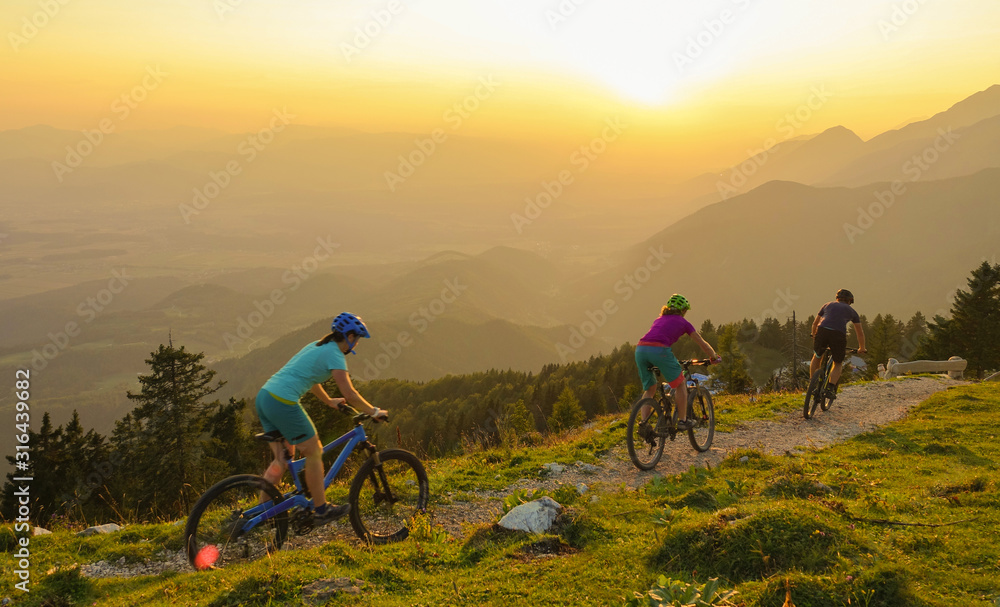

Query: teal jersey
<box><xmin>262</xmin><ymin>341</ymin><xmax>347</xmax><ymax>402</ymax></box>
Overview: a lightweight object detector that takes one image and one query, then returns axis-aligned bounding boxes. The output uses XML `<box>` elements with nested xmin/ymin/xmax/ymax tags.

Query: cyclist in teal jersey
<box><xmin>255</xmin><ymin>312</ymin><xmax>388</xmax><ymax>525</ymax></box>
<box><xmin>634</xmin><ymin>294</ymin><xmax>720</xmax><ymax>430</ymax></box>
<box><xmin>809</xmin><ymin>289</ymin><xmax>867</xmax><ymax>401</ymax></box>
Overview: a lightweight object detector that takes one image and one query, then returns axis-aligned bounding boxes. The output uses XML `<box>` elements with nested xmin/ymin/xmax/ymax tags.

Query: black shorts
<box><xmin>813</xmin><ymin>328</ymin><xmax>848</xmax><ymax>363</ymax></box>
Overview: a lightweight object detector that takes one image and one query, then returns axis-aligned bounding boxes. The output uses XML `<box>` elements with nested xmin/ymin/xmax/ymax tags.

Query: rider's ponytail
<box><xmin>316</xmin><ymin>331</ymin><xmax>342</xmax><ymax>347</ymax></box>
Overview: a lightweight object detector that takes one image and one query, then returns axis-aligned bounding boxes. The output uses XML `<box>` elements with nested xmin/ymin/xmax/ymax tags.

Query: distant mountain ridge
<box><xmin>690</xmin><ymin>84</ymin><xmax>1000</xmax><ymax>205</ymax></box>
<box><xmin>566</xmin><ymin>168</ymin><xmax>1000</xmax><ymax>344</ymax></box>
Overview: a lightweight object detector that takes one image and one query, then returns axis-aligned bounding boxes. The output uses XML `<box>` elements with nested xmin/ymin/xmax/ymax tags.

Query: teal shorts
<box><xmin>635</xmin><ymin>345</ymin><xmax>683</xmax><ymax>390</ymax></box>
<box><xmin>255</xmin><ymin>389</ymin><xmax>318</xmax><ymax>445</ymax></box>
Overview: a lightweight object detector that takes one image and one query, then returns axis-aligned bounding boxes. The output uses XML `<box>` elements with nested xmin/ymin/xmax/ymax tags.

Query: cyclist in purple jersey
<box><xmin>634</xmin><ymin>294</ymin><xmax>720</xmax><ymax>430</ymax></box>
<box><xmin>809</xmin><ymin>289</ymin><xmax>867</xmax><ymax>400</ymax></box>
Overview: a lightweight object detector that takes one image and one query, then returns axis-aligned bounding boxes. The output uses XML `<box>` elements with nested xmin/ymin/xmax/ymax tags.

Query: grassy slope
<box><xmin>2</xmin><ymin>381</ymin><xmax>998</xmax><ymax>607</ymax></box>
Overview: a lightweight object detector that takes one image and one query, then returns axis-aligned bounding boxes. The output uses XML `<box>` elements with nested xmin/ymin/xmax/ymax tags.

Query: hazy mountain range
<box><xmin>1</xmin><ymin>84</ymin><xmax>998</xmax><ymax>443</ymax></box>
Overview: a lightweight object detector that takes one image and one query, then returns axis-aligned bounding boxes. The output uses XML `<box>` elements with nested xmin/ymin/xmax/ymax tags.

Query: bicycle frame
<box><xmin>652</xmin><ymin>364</ymin><xmax>702</xmax><ymax>417</ymax></box>
<box><xmin>239</xmin><ymin>422</ymin><xmax>373</xmax><ymax>533</ymax></box>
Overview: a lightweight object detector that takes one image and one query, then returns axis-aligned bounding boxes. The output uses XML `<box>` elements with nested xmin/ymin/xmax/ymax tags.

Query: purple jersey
<box><xmin>640</xmin><ymin>315</ymin><xmax>695</xmax><ymax>346</ymax></box>
<box><xmin>817</xmin><ymin>301</ymin><xmax>861</xmax><ymax>333</ymax></box>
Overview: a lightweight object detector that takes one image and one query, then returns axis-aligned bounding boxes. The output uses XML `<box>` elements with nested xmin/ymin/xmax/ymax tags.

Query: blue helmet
<box><xmin>331</xmin><ymin>312</ymin><xmax>370</xmax><ymax>339</ymax></box>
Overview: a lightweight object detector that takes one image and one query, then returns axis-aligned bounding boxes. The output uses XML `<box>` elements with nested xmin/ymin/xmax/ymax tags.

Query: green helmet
<box><xmin>666</xmin><ymin>293</ymin><xmax>691</xmax><ymax>311</ymax></box>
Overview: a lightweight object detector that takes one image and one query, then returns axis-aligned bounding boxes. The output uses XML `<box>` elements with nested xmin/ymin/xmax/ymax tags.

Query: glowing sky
<box><xmin>3</xmin><ymin>0</ymin><xmax>999</xmax><ymax>150</ymax></box>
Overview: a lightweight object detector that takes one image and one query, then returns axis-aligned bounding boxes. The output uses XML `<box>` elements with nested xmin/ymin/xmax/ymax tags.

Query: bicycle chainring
<box><xmin>291</xmin><ymin>508</ymin><xmax>315</xmax><ymax>535</ymax></box>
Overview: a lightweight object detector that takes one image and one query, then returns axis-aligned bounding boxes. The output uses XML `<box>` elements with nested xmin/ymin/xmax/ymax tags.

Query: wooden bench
<box><xmin>882</xmin><ymin>356</ymin><xmax>967</xmax><ymax>379</ymax></box>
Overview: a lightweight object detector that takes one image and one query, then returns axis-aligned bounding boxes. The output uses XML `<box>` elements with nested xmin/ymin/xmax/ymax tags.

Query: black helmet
<box><xmin>835</xmin><ymin>289</ymin><xmax>854</xmax><ymax>304</ymax></box>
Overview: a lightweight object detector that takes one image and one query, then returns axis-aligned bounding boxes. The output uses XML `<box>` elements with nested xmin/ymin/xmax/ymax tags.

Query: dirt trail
<box><xmin>81</xmin><ymin>376</ymin><xmax>964</xmax><ymax>578</ymax></box>
<box><xmin>430</xmin><ymin>376</ymin><xmax>966</xmax><ymax>536</ymax></box>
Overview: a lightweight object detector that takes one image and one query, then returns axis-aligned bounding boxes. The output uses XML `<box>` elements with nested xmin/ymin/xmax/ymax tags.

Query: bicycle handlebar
<box><xmin>339</xmin><ymin>403</ymin><xmax>387</xmax><ymax>425</ymax></box>
<box><xmin>681</xmin><ymin>358</ymin><xmax>720</xmax><ymax>366</ymax></box>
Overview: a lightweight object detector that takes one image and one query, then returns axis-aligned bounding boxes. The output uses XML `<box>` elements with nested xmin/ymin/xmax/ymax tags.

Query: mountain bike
<box><xmin>183</xmin><ymin>407</ymin><xmax>429</xmax><ymax>570</ymax></box>
<box><xmin>626</xmin><ymin>359</ymin><xmax>717</xmax><ymax>471</ymax></box>
<box><xmin>803</xmin><ymin>347</ymin><xmax>858</xmax><ymax>419</ymax></box>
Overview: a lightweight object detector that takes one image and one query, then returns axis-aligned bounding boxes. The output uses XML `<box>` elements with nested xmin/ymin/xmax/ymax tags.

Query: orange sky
<box><xmin>2</xmin><ymin>0</ymin><xmax>999</xmax><ymax>173</ymax></box>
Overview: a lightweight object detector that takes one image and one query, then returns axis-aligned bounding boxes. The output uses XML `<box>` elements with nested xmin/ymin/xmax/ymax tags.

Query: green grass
<box><xmin>2</xmin><ymin>382</ymin><xmax>998</xmax><ymax>606</ymax></box>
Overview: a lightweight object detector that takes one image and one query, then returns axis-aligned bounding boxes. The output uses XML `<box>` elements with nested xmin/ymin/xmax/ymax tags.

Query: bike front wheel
<box><xmin>348</xmin><ymin>449</ymin><xmax>429</xmax><ymax>544</ymax></box>
<box><xmin>184</xmin><ymin>475</ymin><xmax>288</xmax><ymax>570</ymax></box>
<box><xmin>686</xmin><ymin>387</ymin><xmax>715</xmax><ymax>452</ymax></box>
<box><xmin>626</xmin><ymin>397</ymin><xmax>666</xmax><ymax>470</ymax></box>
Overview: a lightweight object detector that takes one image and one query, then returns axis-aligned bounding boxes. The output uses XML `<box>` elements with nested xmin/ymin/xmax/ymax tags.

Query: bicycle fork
<box><xmin>363</xmin><ymin>443</ymin><xmax>398</xmax><ymax>507</ymax></box>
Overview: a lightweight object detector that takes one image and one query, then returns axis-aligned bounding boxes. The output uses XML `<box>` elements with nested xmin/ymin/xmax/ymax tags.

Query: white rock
<box><xmin>541</xmin><ymin>463</ymin><xmax>565</xmax><ymax>474</ymax></box>
<box><xmin>33</xmin><ymin>527</ymin><xmax>52</xmax><ymax>536</ymax></box>
<box><xmin>576</xmin><ymin>483</ymin><xmax>589</xmax><ymax>494</ymax></box>
<box><xmin>497</xmin><ymin>497</ymin><xmax>562</xmax><ymax>534</ymax></box>
<box><xmin>77</xmin><ymin>523</ymin><xmax>122</xmax><ymax>536</ymax></box>
<box><xmin>739</xmin><ymin>456</ymin><xmax>749</xmax><ymax>463</ymax></box>
<box><xmin>575</xmin><ymin>462</ymin><xmax>600</xmax><ymax>474</ymax></box>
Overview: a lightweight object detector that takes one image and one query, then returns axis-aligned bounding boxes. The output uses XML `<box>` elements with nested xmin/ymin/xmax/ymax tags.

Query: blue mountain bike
<box><xmin>184</xmin><ymin>407</ymin><xmax>428</xmax><ymax>570</ymax></box>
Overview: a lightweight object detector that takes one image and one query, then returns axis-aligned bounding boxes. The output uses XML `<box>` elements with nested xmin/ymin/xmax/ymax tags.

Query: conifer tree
<box><xmin>901</xmin><ymin>311</ymin><xmax>928</xmax><ymax>360</ymax></box>
<box><xmin>548</xmin><ymin>385</ymin><xmax>585</xmax><ymax>433</ymax></box>
<box><xmin>919</xmin><ymin>261</ymin><xmax>1000</xmax><ymax>377</ymax></box>
<box><xmin>121</xmin><ymin>342</ymin><xmax>225</xmax><ymax>517</ymax></box>
<box><xmin>713</xmin><ymin>324</ymin><xmax>754</xmax><ymax>394</ymax></box>
<box><xmin>865</xmin><ymin>314</ymin><xmax>904</xmax><ymax>377</ymax></box>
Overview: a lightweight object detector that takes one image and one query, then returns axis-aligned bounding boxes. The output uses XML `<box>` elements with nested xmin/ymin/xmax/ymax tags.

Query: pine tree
<box><xmin>713</xmin><ymin>324</ymin><xmax>754</xmax><ymax>394</ymax></box>
<box><xmin>548</xmin><ymin>385</ymin><xmax>585</xmax><ymax>433</ymax></box>
<box><xmin>700</xmin><ymin>320</ymin><xmax>718</xmax><ymax>350</ymax></box>
<box><xmin>121</xmin><ymin>342</ymin><xmax>226</xmax><ymax>517</ymax></box>
<box><xmin>920</xmin><ymin>261</ymin><xmax>1000</xmax><ymax>377</ymax></box>
<box><xmin>901</xmin><ymin>312</ymin><xmax>928</xmax><ymax>360</ymax></box>
<box><xmin>618</xmin><ymin>383</ymin><xmax>641</xmax><ymax>411</ymax></box>
<box><xmin>865</xmin><ymin>314</ymin><xmax>904</xmax><ymax>377</ymax></box>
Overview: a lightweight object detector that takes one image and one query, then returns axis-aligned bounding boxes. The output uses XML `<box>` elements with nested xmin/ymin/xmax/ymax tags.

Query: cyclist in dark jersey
<box><xmin>809</xmin><ymin>289</ymin><xmax>867</xmax><ymax>400</ymax></box>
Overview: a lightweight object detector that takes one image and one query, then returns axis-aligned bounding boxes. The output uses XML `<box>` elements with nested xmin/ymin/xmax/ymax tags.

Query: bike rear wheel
<box><xmin>626</xmin><ymin>397</ymin><xmax>666</xmax><ymax>470</ymax></box>
<box><xmin>348</xmin><ymin>449</ymin><xmax>429</xmax><ymax>544</ymax></box>
<box><xmin>687</xmin><ymin>387</ymin><xmax>715</xmax><ymax>452</ymax></box>
<box><xmin>184</xmin><ymin>475</ymin><xmax>288</xmax><ymax>570</ymax></box>
<box><xmin>819</xmin><ymin>358</ymin><xmax>835</xmax><ymax>411</ymax></box>
<box><xmin>804</xmin><ymin>367</ymin><xmax>825</xmax><ymax>419</ymax></box>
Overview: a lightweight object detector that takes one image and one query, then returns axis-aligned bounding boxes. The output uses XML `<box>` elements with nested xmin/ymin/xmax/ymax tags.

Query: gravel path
<box><xmin>80</xmin><ymin>376</ymin><xmax>964</xmax><ymax>578</ymax></box>
<box><xmin>429</xmin><ymin>376</ymin><xmax>967</xmax><ymax>536</ymax></box>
